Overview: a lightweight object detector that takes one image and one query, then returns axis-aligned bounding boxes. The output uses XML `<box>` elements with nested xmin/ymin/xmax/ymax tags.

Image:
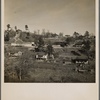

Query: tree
<box><xmin>73</xmin><ymin>32</ymin><xmax>79</xmax><ymax>38</ymax></box>
<box><xmin>51</xmin><ymin>33</ymin><xmax>58</xmax><ymax>38</ymax></box>
<box><xmin>15</xmin><ymin>52</ymin><xmax>30</xmax><ymax>81</ymax></box>
<box><xmin>4</xmin><ymin>31</ymin><xmax>9</xmax><ymax>41</ymax></box>
<box><xmin>7</xmin><ymin>24</ymin><xmax>10</xmax><ymax>30</ymax></box>
<box><xmin>33</xmin><ymin>35</ymin><xmax>39</xmax><ymax>45</ymax></box>
<box><xmin>25</xmin><ymin>25</ymin><xmax>28</xmax><ymax>30</ymax></box>
<box><xmin>25</xmin><ymin>25</ymin><xmax>30</xmax><ymax>36</ymax></box>
<box><xmin>89</xmin><ymin>44</ymin><xmax>95</xmax><ymax>58</ymax></box>
<box><xmin>46</xmin><ymin>43</ymin><xmax>54</xmax><ymax>56</ymax></box>
<box><xmin>45</xmin><ymin>31</ymin><xmax>51</xmax><ymax>38</ymax></box>
<box><xmin>84</xmin><ymin>31</ymin><xmax>89</xmax><ymax>38</ymax></box>
<box><xmin>33</xmin><ymin>30</ymin><xmax>37</xmax><ymax>34</ymax></box>
<box><xmin>42</xmin><ymin>29</ymin><xmax>45</xmax><ymax>36</ymax></box>
<box><xmin>65</xmin><ymin>37</ymin><xmax>70</xmax><ymax>45</ymax></box>
<box><xmin>83</xmin><ymin>40</ymin><xmax>91</xmax><ymax>50</ymax></box>
<box><xmin>59</xmin><ymin>32</ymin><xmax>63</xmax><ymax>37</ymax></box>
<box><xmin>81</xmin><ymin>40</ymin><xmax>91</xmax><ymax>56</ymax></box>
<box><xmin>37</xmin><ymin>29</ymin><xmax>40</xmax><ymax>34</ymax></box>
<box><xmin>38</xmin><ymin>36</ymin><xmax>44</xmax><ymax>47</ymax></box>
<box><xmin>78</xmin><ymin>35</ymin><xmax>83</xmax><ymax>40</ymax></box>
<box><xmin>15</xmin><ymin>26</ymin><xmax>17</xmax><ymax>31</ymax></box>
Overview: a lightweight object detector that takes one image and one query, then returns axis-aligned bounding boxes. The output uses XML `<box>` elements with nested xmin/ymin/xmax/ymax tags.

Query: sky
<box><xmin>4</xmin><ymin>0</ymin><xmax>95</xmax><ymax>35</ymax></box>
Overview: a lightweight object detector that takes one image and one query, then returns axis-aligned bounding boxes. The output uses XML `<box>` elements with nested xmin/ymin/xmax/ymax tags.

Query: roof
<box><xmin>44</xmin><ymin>38</ymin><xmax>65</xmax><ymax>43</ymax></box>
<box><xmin>15</xmin><ymin>38</ymin><xmax>23</xmax><ymax>44</ymax></box>
<box><xmin>59</xmin><ymin>53</ymin><xmax>75</xmax><ymax>58</ymax></box>
<box><xmin>72</xmin><ymin>56</ymin><xmax>88</xmax><ymax>60</ymax></box>
<box><xmin>53</xmin><ymin>48</ymin><xmax>63</xmax><ymax>53</ymax></box>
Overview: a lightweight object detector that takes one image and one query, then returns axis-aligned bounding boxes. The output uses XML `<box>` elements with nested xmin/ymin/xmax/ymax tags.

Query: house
<box><xmin>35</xmin><ymin>52</ymin><xmax>48</xmax><ymax>61</ymax></box>
<box><xmin>35</xmin><ymin>52</ymin><xmax>54</xmax><ymax>61</ymax></box>
<box><xmin>71</xmin><ymin>56</ymin><xmax>88</xmax><ymax>64</ymax></box>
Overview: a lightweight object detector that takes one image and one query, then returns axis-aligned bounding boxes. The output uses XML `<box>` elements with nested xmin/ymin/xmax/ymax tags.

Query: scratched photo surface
<box><xmin>4</xmin><ymin>0</ymin><xmax>95</xmax><ymax>83</ymax></box>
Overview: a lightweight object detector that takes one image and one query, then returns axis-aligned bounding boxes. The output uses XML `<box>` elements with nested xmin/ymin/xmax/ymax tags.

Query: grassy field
<box><xmin>4</xmin><ymin>44</ymin><xmax>95</xmax><ymax>83</ymax></box>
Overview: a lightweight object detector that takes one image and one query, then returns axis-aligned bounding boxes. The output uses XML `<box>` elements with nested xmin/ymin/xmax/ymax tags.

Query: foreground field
<box><xmin>4</xmin><ymin>45</ymin><xmax>95</xmax><ymax>83</ymax></box>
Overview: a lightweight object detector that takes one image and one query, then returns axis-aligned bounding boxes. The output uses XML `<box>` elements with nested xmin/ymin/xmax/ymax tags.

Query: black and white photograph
<box><xmin>4</xmin><ymin>0</ymin><xmax>96</xmax><ymax>83</ymax></box>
